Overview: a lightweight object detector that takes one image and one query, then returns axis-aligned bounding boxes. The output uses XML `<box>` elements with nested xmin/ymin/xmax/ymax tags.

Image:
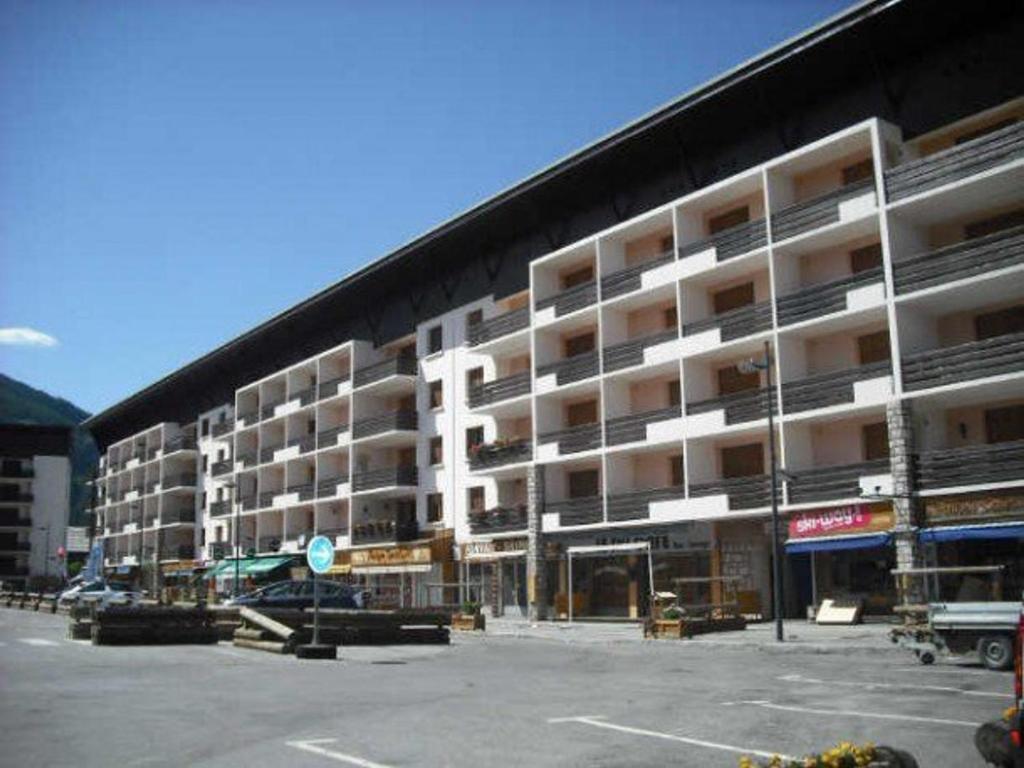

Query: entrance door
<box><xmin>790</xmin><ymin>553</ymin><xmax>814</xmax><ymax>615</ymax></box>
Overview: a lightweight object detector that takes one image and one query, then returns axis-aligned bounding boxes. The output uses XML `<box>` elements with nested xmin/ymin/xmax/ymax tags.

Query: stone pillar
<box><xmin>886</xmin><ymin>398</ymin><xmax>922</xmax><ymax>606</ymax></box>
<box><xmin>526</xmin><ymin>464</ymin><xmax>547</xmax><ymax>621</ymax></box>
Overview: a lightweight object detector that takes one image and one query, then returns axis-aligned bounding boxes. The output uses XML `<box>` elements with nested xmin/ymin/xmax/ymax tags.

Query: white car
<box><xmin>59</xmin><ymin>580</ymin><xmax>143</xmax><ymax>607</ymax></box>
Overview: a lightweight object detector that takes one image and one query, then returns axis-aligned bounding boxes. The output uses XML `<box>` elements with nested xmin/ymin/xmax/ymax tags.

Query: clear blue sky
<box><xmin>0</xmin><ymin>0</ymin><xmax>853</xmax><ymax>415</ymax></box>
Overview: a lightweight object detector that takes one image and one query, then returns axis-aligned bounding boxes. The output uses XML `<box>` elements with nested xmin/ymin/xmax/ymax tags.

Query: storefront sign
<box><xmin>788</xmin><ymin>504</ymin><xmax>893</xmax><ymax>540</ymax></box>
<box><xmin>350</xmin><ymin>544</ymin><xmax>432</xmax><ymax>568</ymax></box>
<box><xmin>461</xmin><ymin>537</ymin><xmax>528</xmax><ymax>560</ymax></box>
<box><xmin>550</xmin><ymin>523</ymin><xmax>713</xmax><ymax>555</ymax></box>
<box><xmin>924</xmin><ymin>491</ymin><xmax>1024</xmax><ymax>526</ymax></box>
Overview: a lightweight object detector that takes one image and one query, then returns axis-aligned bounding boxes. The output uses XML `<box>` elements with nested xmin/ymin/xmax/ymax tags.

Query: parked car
<box><xmin>59</xmin><ymin>580</ymin><xmax>143</xmax><ymax>607</ymax></box>
<box><xmin>226</xmin><ymin>579</ymin><xmax>368</xmax><ymax>609</ymax></box>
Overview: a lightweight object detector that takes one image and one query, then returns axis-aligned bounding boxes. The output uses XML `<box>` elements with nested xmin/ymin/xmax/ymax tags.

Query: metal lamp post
<box><xmin>222</xmin><ymin>481</ymin><xmax>240</xmax><ymax>598</ymax></box>
<box><xmin>738</xmin><ymin>340</ymin><xmax>784</xmax><ymax>642</ymax></box>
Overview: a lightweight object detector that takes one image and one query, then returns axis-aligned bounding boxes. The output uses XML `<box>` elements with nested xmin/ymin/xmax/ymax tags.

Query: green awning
<box><xmin>204</xmin><ymin>556</ymin><xmax>293</xmax><ymax>579</ymax></box>
<box><xmin>246</xmin><ymin>556</ymin><xmax>294</xmax><ymax>574</ymax></box>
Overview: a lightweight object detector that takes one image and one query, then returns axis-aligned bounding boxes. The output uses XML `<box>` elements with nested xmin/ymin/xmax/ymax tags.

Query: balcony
<box><xmin>239</xmin><ymin>495</ymin><xmax>258</xmax><ymax>512</ymax></box>
<box><xmin>606</xmin><ymin>485</ymin><xmax>685</xmax><ymax>522</ymax></box>
<box><xmin>210</xmin><ymin>500</ymin><xmax>232</xmax><ymax>517</ymax></box>
<box><xmin>468</xmin><ymin>306</ymin><xmax>530</xmax><ymax>346</ymax></box>
<box><xmin>537</xmin><ymin>423</ymin><xmax>602</xmax><ymax>455</ymax></box>
<box><xmin>603</xmin><ymin>329</ymin><xmax>678</xmax><ymax>373</ymax></box>
<box><xmin>316</xmin><ymin>477</ymin><xmax>345</xmax><ymax>498</ymax></box>
<box><xmin>211</xmin><ymin>419</ymin><xmax>234</xmax><ymax>438</ymax></box>
<box><xmin>885</xmin><ymin>121</ymin><xmax>1024</xmax><ymax>202</ymax></box>
<box><xmin>0</xmin><ymin>490</ymin><xmax>33</xmax><ymax>503</ymax></box>
<box><xmin>468</xmin><ymin>371</ymin><xmax>531</xmax><ymax>408</ymax></box>
<box><xmin>259</xmin><ymin>444</ymin><xmax>283</xmax><ymax>464</ymax></box>
<box><xmin>0</xmin><ymin>511</ymin><xmax>31</xmax><ymax>527</ymax></box>
<box><xmin>258</xmin><ymin>536</ymin><xmax>281</xmax><ymax>553</ymax></box>
<box><xmin>686</xmin><ymin>388</ymin><xmax>771</xmax><ymax>426</ymax></box>
<box><xmin>468</xmin><ymin>505</ymin><xmax>528</xmax><ymax>534</ymax></box>
<box><xmin>535</xmin><ymin>350</ymin><xmax>599</xmax><ymax>387</ymax></box>
<box><xmin>547</xmin><ymin>496</ymin><xmax>603</xmax><ymax>526</ymax></box>
<box><xmin>237</xmin><ymin>410</ymin><xmax>259</xmax><ymax>427</ymax></box>
<box><xmin>770</xmin><ymin>179</ymin><xmax>875</xmax><ymax>241</ymax></box>
<box><xmin>901</xmin><ymin>332</ymin><xmax>1024</xmax><ymax>392</ymax></box>
<box><xmin>605</xmin><ymin>405</ymin><xmax>681</xmax><ymax>446</ymax></box>
<box><xmin>786</xmin><ymin>459</ymin><xmax>889</xmax><ymax>505</ymax></box>
<box><xmin>776</xmin><ymin>267</ymin><xmax>885</xmax><ymax>326</ymax></box>
<box><xmin>258</xmin><ymin>491</ymin><xmax>276</xmax><ymax>508</ymax></box>
<box><xmin>160</xmin><ymin>509</ymin><xmax>196</xmax><ymax>525</ymax></box>
<box><xmin>145</xmin><ymin>479</ymin><xmax>159</xmax><ymax>494</ymax></box>
<box><xmin>285</xmin><ymin>482</ymin><xmax>316</xmax><ymax>502</ymax></box>
<box><xmin>781</xmin><ymin>360</ymin><xmax>890</xmax><ymax>414</ymax></box>
<box><xmin>914</xmin><ymin>440</ymin><xmax>1024</xmax><ymax>491</ymax></box>
<box><xmin>535</xmin><ymin>281</ymin><xmax>598</xmax><ymax>318</ymax></box>
<box><xmin>682</xmin><ymin>301</ymin><xmax>773</xmax><ymax>343</ymax></box>
<box><xmin>289</xmin><ymin>385</ymin><xmax>317</xmax><ymax>407</ymax></box>
<box><xmin>352</xmin><ymin>465</ymin><xmax>418</xmax><ymax>492</ymax></box>
<box><xmin>260</xmin><ymin>399</ymin><xmax>285</xmax><ymax>421</ymax></box>
<box><xmin>162</xmin><ymin>544</ymin><xmax>195</xmax><ymax>561</ymax></box>
<box><xmin>353</xmin><ymin>355</ymin><xmax>417</xmax><ymax>389</ymax></box>
<box><xmin>893</xmin><ymin>226</ymin><xmax>1024</xmax><ymax>296</ymax></box>
<box><xmin>211</xmin><ymin>460</ymin><xmax>233</xmax><ymax>477</ymax></box>
<box><xmin>318</xmin><ymin>374</ymin><xmax>351</xmax><ymax>400</ymax></box>
<box><xmin>352</xmin><ymin>410</ymin><xmax>418</xmax><ymax>440</ymax></box>
<box><xmin>600</xmin><ymin>251</ymin><xmax>674</xmax><ymax>300</ymax></box>
<box><xmin>351</xmin><ymin>518</ymin><xmax>419</xmax><ymax>546</ymax></box>
<box><xmin>0</xmin><ymin>464</ymin><xmax>33</xmax><ymax>479</ymax></box>
<box><xmin>678</xmin><ymin>218</ymin><xmax>767</xmax><ymax>262</ymax></box>
<box><xmin>237</xmin><ymin>451</ymin><xmax>258</xmax><ymax>469</ymax></box>
<box><xmin>286</xmin><ymin>433</ymin><xmax>316</xmax><ymax>454</ymax></box>
<box><xmin>690</xmin><ymin>475</ymin><xmax>773</xmax><ymax>510</ymax></box>
<box><xmin>162</xmin><ymin>435</ymin><xmax>197</xmax><ymax>453</ymax></box>
<box><xmin>317</xmin><ymin>424</ymin><xmax>349</xmax><ymax>449</ymax></box>
<box><xmin>469</xmin><ymin>439</ymin><xmax>533</xmax><ymax>471</ymax></box>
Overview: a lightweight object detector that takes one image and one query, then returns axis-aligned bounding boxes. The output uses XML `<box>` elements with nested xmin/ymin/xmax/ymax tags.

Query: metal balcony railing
<box><xmin>537</xmin><ymin>422</ymin><xmax>602</xmax><ymax>455</ymax></box>
<box><xmin>686</xmin><ymin>387</ymin><xmax>771</xmax><ymax>426</ymax></box>
<box><xmin>677</xmin><ymin>218</ymin><xmax>767</xmax><ymax>262</ymax></box>
<box><xmin>351</xmin><ymin>518</ymin><xmax>419</xmax><ymax>545</ymax></box>
<box><xmin>161</xmin><ymin>473</ymin><xmax>197</xmax><ymax>490</ymax></box>
<box><xmin>690</xmin><ymin>475</ymin><xmax>776</xmax><ymax>510</ymax></box>
<box><xmin>468</xmin><ymin>371</ymin><xmax>531</xmax><ymax>408</ymax></box>
<box><xmin>239</xmin><ymin>495</ymin><xmax>258</xmax><ymax>512</ymax></box>
<box><xmin>318</xmin><ymin>373</ymin><xmax>351</xmax><ymax>400</ymax></box>
<box><xmin>160</xmin><ymin>509</ymin><xmax>196</xmax><ymax>525</ymax></box>
<box><xmin>546</xmin><ymin>496</ymin><xmax>603</xmax><ymax>526</ymax></box>
<box><xmin>893</xmin><ymin>225</ymin><xmax>1024</xmax><ymax>295</ymax></box>
<box><xmin>286</xmin><ymin>433</ymin><xmax>316</xmax><ymax>454</ymax></box>
<box><xmin>317</xmin><ymin>424</ymin><xmax>349</xmax><ymax>448</ymax></box>
<box><xmin>781</xmin><ymin>360</ymin><xmax>891</xmax><ymax>414</ymax></box>
<box><xmin>237</xmin><ymin>410</ymin><xmax>258</xmax><ymax>426</ymax></box>
<box><xmin>259</xmin><ymin>444</ymin><xmax>283</xmax><ymax>464</ymax></box>
<box><xmin>602</xmin><ymin>329</ymin><xmax>678</xmax><ymax>373</ymax></box>
<box><xmin>145</xmin><ymin>479</ymin><xmax>159</xmax><ymax>494</ymax></box>
<box><xmin>237</xmin><ymin>451</ymin><xmax>258</xmax><ymax>469</ymax></box>
<box><xmin>468</xmin><ymin>505</ymin><xmax>529</xmax><ymax>534</ymax></box>
<box><xmin>682</xmin><ymin>301</ymin><xmax>773</xmax><ymax>342</ymax></box>
<box><xmin>162</xmin><ymin>544</ymin><xmax>195</xmax><ymax>561</ymax></box>
<box><xmin>260</xmin><ymin>399</ymin><xmax>284</xmax><ymax>421</ymax></box>
<box><xmin>316</xmin><ymin>477</ymin><xmax>345</xmax><ymax>498</ymax></box>
<box><xmin>211</xmin><ymin>460</ymin><xmax>233</xmax><ymax>477</ymax></box>
<box><xmin>914</xmin><ymin>439</ymin><xmax>1024</xmax><ymax>491</ymax></box>
<box><xmin>468</xmin><ymin>439</ymin><xmax>533</xmax><ymax>470</ymax></box>
<box><xmin>285</xmin><ymin>482</ymin><xmax>316</xmax><ymax>502</ymax></box>
<box><xmin>535</xmin><ymin>281</ymin><xmax>598</xmax><ymax>318</ymax></box>
<box><xmin>353</xmin><ymin>355</ymin><xmax>418</xmax><ymax>388</ymax></box>
<box><xmin>786</xmin><ymin>459</ymin><xmax>890</xmax><ymax>505</ymax></box>
<box><xmin>885</xmin><ymin>121</ymin><xmax>1024</xmax><ymax>202</ymax></box>
<box><xmin>605</xmin><ymin>405</ymin><xmax>681</xmax><ymax>446</ymax></box>
<box><xmin>606</xmin><ymin>485</ymin><xmax>686</xmax><ymax>522</ymax></box>
<box><xmin>258</xmin><ymin>537</ymin><xmax>281</xmax><ymax>553</ymax></box>
<box><xmin>210</xmin><ymin>500</ymin><xmax>232</xmax><ymax>517</ymax></box>
<box><xmin>289</xmin><ymin>385</ymin><xmax>317</xmax><ymax>407</ymax></box>
<box><xmin>600</xmin><ymin>251</ymin><xmax>674</xmax><ymax>300</ymax></box>
<box><xmin>352</xmin><ymin>410</ymin><xmax>418</xmax><ymax>440</ymax></box>
<box><xmin>902</xmin><ymin>332</ymin><xmax>1024</xmax><ymax>392</ymax></box>
<box><xmin>211</xmin><ymin>419</ymin><xmax>234</xmax><ymax>438</ymax></box>
<box><xmin>770</xmin><ymin>178</ymin><xmax>875</xmax><ymax>241</ymax></box>
<box><xmin>535</xmin><ymin>350</ymin><xmax>599</xmax><ymax>386</ymax></box>
<box><xmin>467</xmin><ymin>306</ymin><xmax>531</xmax><ymax>346</ymax></box>
<box><xmin>775</xmin><ymin>267</ymin><xmax>885</xmax><ymax>326</ymax></box>
<box><xmin>162</xmin><ymin>435</ymin><xmax>197</xmax><ymax>453</ymax></box>
<box><xmin>351</xmin><ymin>466</ymin><xmax>418</xmax><ymax>492</ymax></box>
<box><xmin>258</xmin><ymin>491</ymin><xmax>276</xmax><ymax>508</ymax></box>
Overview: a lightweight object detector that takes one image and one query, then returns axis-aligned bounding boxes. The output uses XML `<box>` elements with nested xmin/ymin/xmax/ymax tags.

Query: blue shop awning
<box><xmin>919</xmin><ymin>522</ymin><xmax>1024</xmax><ymax>544</ymax></box>
<box><xmin>785</xmin><ymin>533</ymin><xmax>891</xmax><ymax>555</ymax></box>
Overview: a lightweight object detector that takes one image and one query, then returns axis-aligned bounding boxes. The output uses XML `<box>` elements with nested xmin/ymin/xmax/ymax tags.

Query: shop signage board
<box><xmin>924</xmin><ymin>490</ymin><xmax>1024</xmax><ymax>525</ymax></box>
<box><xmin>350</xmin><ymin>544</ymin><xmax>432</xmax><ymax>568</ymax></box>
<box><xmin>461</xmin><ymin>538</ymin><xmax>528</xmax><ymax>560</ymax></box>
<box><xmin>549</xmin><ymin>522</ymin><xmax>713</xmax><ymax>555</ymax></box>
<box><xmin>788</xmin><ymin>503</ymin><xmax>893</xmax><ymax>540</ymax></box>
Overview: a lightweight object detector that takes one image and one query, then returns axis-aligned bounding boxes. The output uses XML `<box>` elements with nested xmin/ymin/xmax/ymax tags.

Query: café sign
<box><xmin>788</xmin><ymin>503</ymin><xmax>893</xmax><ymax>540</ymax></box>
<box><xmin>350</xmin><ymin>544</ymin><xmax>432</xmax><ymax>568</ymax></box>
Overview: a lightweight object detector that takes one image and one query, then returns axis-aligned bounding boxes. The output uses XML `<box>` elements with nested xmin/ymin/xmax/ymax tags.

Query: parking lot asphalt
<box><xmin>0</xmin><ymin>609</ymin><xmax>1010</xmax><ymax>768</ymax></box>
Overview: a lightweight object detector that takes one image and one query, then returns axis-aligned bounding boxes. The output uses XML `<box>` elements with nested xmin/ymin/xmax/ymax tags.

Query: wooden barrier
<box><xmin>88</xmin><ymin>605</ymin><xmax>220</xmax><ymax>646</ymax></box>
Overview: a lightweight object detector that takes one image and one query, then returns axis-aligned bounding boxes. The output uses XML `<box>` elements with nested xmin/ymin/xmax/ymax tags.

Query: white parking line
<box><xmin>547</xmin><ymin>715</ymin><xmax>793</xmax><ymax>761</ymax></box>
<box><xmin>722</xmin><ymin>700</ymin><xmax>981</xmax><ymax>728</ymax></box>
<box><xmin>893</xmin><ymin>666</ymin><xmax>1006</xmax><ymax>677</ymax></box>
<box><xmin>778</xmin><ymin>672</ymin><xmax>1011</xmax><ymax>699</ymax></box>
<box><xmin>286</xmin><ymin>738</ymin><xmax>393</xmax><ymax>768</ymax></box>
<box><xmin>18</xmin><ymin>638</ymin><xmax>58</xmax><ymax>647</ymax></box>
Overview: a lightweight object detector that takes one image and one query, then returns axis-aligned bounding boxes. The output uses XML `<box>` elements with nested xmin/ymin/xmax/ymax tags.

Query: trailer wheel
<box><xmin>978</xmin><ymin>635</ymin><xmax>1013</xmax><ymax>671</ymax></box>
<box><xmin>918</xmin><ymin>651</ymin><xmax>935</xmax><ymax>665</ymax></box>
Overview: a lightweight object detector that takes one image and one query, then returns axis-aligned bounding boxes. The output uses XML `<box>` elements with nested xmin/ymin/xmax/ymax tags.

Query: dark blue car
<box><xmin>227</xmin><ymin>579</ymin><xmax>368</xmax><ymax>609</ymax></box>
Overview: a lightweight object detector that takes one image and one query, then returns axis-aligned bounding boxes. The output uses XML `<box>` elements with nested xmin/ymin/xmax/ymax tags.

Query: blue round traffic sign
<box><xmin>306</xmin><ymin>535</ymin><xmax>335</xmax><ymax>574</ymax></box>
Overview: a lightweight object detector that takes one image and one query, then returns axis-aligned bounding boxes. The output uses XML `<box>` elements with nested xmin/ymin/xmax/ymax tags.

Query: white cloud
<box><xmin>0</xmin><ymin>327</ymin><xmax>59</xmax><ymax>347</ymax></box>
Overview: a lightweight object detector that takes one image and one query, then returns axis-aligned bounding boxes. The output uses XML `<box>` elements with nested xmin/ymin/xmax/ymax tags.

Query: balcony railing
<box><xmin>535</xmin><ymin>281</ymin><xmax>598</xmax><ymax>318</ymax></box>
<box><xmin>770</xmin><ymin>178</ymin><xmax>875</xmax><ymax>241</ymax></box>
<box><xmin>260</xmin><ymin>399</ymin><xmax>284</xmax><ymax>421</ymax></box>
<box><xmin>317</xmin><ymin>424</ymin><xmax>349</xmax><ymax>448</ymax></box>
<box><xmin>681</xmin><ymin>301</ymin><xmax>773</xmax><ymax>342</ymax></box>
<box><xmin>468</xmin><ymin>505</ymin><xmax>528</xmax><ymax>534</ymax></box>
<box><xmin>0</xmin><ymin>464</ymin><xmax>33</xmax><ymax>479</ymax></box>
<box><xmin>162</xmin><ymin>544</ymin><xmax>195</xmax><ymax>561</ymax></box>
<box><xmin>901</xmin><ymin>332</ymin><xmax>1024</xmax><ymax>392</ymax></box>
<box><xmin>547</xmin><ymin>496</ymin><xmax>603</xmax><ymax>526</ymax></box>
<box><xmin>211</xmin><ymin>460</ymin><xmax>233</xmax><ymax>477</ymax></box>
<box><xmin>258</xmin><ymin>536</ymin><xmax>281</xmax><ymax>553</ymax></box>
<box><xmin>469</xmin><ymin>439</ymin><xmax>533</xmax><ymax>470</ymax></box>
<box><xmin>600</xmin><ymin>251</ymin><xmax>674</xmax><ymax>300</ymax></box>
<box><xmin>467</xmin><ymin>306</ymin><xmax>531</xmax><ymax>346</ymax></box>
<box><xmin>0</xmin><ymin>490</ymin><xmax>33</xmax><ymax>503</ymax></box>
<box><xmin>677</xmin><ymin>218</ymin><xmax>767</xmax><ymax>262</ymax></box>
<box><xmin>211</xmin><ymin>419</ymin><xmax>234</xmax><ymax>438</ymax></box>
<box><xmin>786</xmin><ymin>459</ymin><xmax>890</xmax><ymax>505</ymax></box>
<box><xmin>914</xmin><ymin>439</ymin><xmax>1024</xmax><ymax>491</ymax></box>
<box><xmin>289</xmin><ymin>385</ymin><xmax>317</xmax><ymax>407</ymax></box>
<box><xmin>0</xmin><ymin>512</ymin><xmax>31</xmax><ymax>526</ymax></box>
<box><xmin>885</xmin><ymin>121</ymin><xmax>1024</xmax><ymax>202</ymax></box>
<box><xmin>781</xmin><ymin>360</ymin><xmax>891</xmax><ymax>414</ymax></box>
<box><xmin>145</xmin><ymin>479</ymin><xmax>159</xmax><ymax>494</ymax></box>
<box><xmin>535</xmin><ymin>350</ymin><xmax>599</xmax><ymax>386</ymax></box>
<box><xmin>352</xmin><ymin>410</ymin><xmax>418</xmax><ymax>440</ymax></box>
<box><xmin>468</xmin><ymin>371</ymin><xmax>531</xmax><ymax>408</ymax></box>
<box><xmin>237</xmin><ymin>451</ymin><xmax>258</xmax><ymax>469</ymax></box>
<box><xmin>603</xmin><ymin>329</ymin><xmax>678</xmax><ymax>373</ymax></box>
<box><xmin>353</xmin><ymin>355</ymin><xmax>418</xmax><ymax>388</ymax></box>
<box><xmin>686</xmin><ymin>387</ymin><xmax>771</xmax><ymax>426</ymax></box>
<box><xmin>237</xmin><ymin>410</ymin><xmax>258</xmax><ymax>426</ymax></box>
<box><xmin>286</xmin><ymin>433</ymin><xmax>316</xmax><ymax>454</ymax></box>
<box><xmin>690</xmin><ymin>475</ymin><xmax>774</xmax><ymax>510</ymax></box>
<box><xmin>605</xmin><ymin>405</ymin><xmax>681</xmax><ymax>446</ymax></box>
<box><xmin>162</xmin><ymin>435</ymin><xmax>197</xmax><ymax>453</ymax></box>
<box><xmin>606</xmin><ymin>485</ymin><xmax>686</xmax><ymax>522</ymax></box>
<box><xmin>537</xmin><ymin>422</ymin><xmax>602</xmax><ymax>455</ymax></box>
<box><xmin>893</xmin><ymin>225</ymin><xmax>1024</xmax><ymax>295</ymax></box>
<box><xmin>351</xmin><ymin>518</ymin><xmax>419</xmax><ymax>545</ymax></box>
<box><xmin>352</xmin><ymin>465</ymin><xmax>418</xmax><ymax>492</ymax></box>
<box><xmin>160</xmin><ymin>509</ymin><xmax>196</xmax><ymax>525</ymax></box>
<box><xmin>259</xmin><ymin>444</ymin><xmax>283</xmax><ymax>464</ymax></box>
<box><xmin>285</xmin><ymin>482</ymin><xmax>316</xmax><ymax>502</ymax></box>
<box><xmin>317</xmin><ymin>477</ymin><xmax>345</xmax><ymax>498</ymax></box>
<box><xmin>318</xmin><ymin>373</ymin><xmax>351</xmax><ymax>400</ymax></box>
<box><xmin>239</xmin><ymin>495</ymin><xmax>258</xmax><ymax>512</ymax></box>
<box><xmin>210</xmin><ymin>500</ymin><xmax>232</xmax><ymax>517</ymax></box>
<box><xmin>161</xmin><ymin>473</ymin><xmax>197</xmax><ymax>490</ymax></box>
<box><xmin>776</xmin><ymin>267</ymin><xmax>885</xmax><ymax>326</ymax></box>
<box><xmin>258</xmin><ymin>491</ymin><xmax>276</xmax><ymax>508</ymax></box>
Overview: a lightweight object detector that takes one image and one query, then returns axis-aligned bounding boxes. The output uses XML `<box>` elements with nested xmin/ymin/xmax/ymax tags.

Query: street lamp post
<box><xmin>739</xmin><ymin>340</ymin><xmax>784</xmax><ymax>642</ymax></box>
<box><xmin>222</xmin><ymin>481</ymin><xmax>240</xmax><ymax>598</ymax></box>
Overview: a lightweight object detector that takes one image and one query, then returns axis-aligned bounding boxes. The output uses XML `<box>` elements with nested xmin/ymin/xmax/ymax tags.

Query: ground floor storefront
<box><xmin>345</xmin><ymin>533</ymin><xmax>456</xmax><ymax>610</ymax></box>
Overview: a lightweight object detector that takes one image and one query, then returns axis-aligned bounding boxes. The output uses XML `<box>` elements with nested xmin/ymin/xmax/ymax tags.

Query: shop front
<box><xmin>350</xmin><ymin>534</ymin><xmax>454</xmax><ymax>609</ymax></box>
<box><xmin>785</xmin><ymin>503</ymin><xmax>895</xmax><ymax>616</ymax></box>
<box><xmin>919</xmin><ymin>490</ymin><xmax>1024</xmax><ymax>600</ymax></box>
<box><xmin>204</xmin><ymin>555</ymin><xmax>294</xmax><ymax>597</ymax></box>
<box><xmin>461</xmin><ymin>537</ymin><xmax>528</xmax><ymax>618</ymax></box>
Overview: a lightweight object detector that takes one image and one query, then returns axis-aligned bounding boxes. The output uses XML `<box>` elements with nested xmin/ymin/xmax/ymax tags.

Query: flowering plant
<box><xmin>739</xmin><ymin>742</ymin><xmax>877</xmax><ymax>768</ymax></box>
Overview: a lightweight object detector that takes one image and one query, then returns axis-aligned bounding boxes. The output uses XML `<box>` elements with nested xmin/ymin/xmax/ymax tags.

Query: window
<box><xmin>466</xmin><ymin>426</ymin><xmax>484</xmax><ymax>457</ymax></box>
<box><xmin>713</xmin><ymin>282</ymin><xmax>754</xmax><ymax>315</ymax></box>
<box><xmin>664</xmin><ymin>305</ymin><xmax>678</xmax><ymax>329</ymax></box>
<box><xmin>857</xmin><ymin>331</ymin><xmax>891</xmax><ymax>365</ymax></box>
<box><xmin>841</xmin><ymin>158</ymin><xmax>874</xmax><ymax>186</ymax></box>
<box><xmin>708</xmin><ymin>205</ymin><xmax>749</xmax><ymax>235</ymax></box>
<box><xmin>670</xmin><ymin>455</ymin><xmax>685</xmax><ymax>487</ymax></box>
<box><xmin>849</xmin><ymin>243</ymin><xmax>883</xmax><ymax>274</ymax></box>
<box><xmin>667</xmin><ymin>380</ymin><xmax>681</xmax><ymax>407</ymax></box>
<box><xmin>467</xmin><ymin>366</ymin><xmax>484</xmax><ymax>390</ymax></box>
<box><xmin>427</xmin><ymin>492</ymin><xmax>444</xmax><ymax>523</ymax></box>
<box><xmin>428</xmin><ymin>325</ymin><xmax>443</xmax><ymax>354</ymax></box>
<box><xmin>975</xmin><ymin>305</ymin><xmax>1024</xmax><ymax>341</ymax></box>
<box><xmin>429</xmin><ymin>436</ymin><xmax>443</xmax><ymax>466</ymax></box>
<box><xmin>200</xmin><ymin>419</ymin><xmax>210</xmax><ymax>437</ymax></box>
<box><xmin>564</xmin><ymin>331</ymin><xmax>595</xmax><ymax>357</ymax></box>
<box><xmin>863</xmin><ymin>422</ymin><xmax>889</xmax><ymax>461</ymax></box>
<box><xmin>964</xmin><ymin>208</ymin><xmax>1024</xmax><ymax>240</ymax></box>
<box><xmin>568</xmin><ymin>469</ymin><xmax>600</xmax><ymax>498</ymax></box>
<box><xmin>566</xmin><ymin>400</ymin><xmax>598</xmax><ymax>427</ymax></box>
<box><xmin>561</xmin><ymin>265</ymin><xmax>594</xmax><ymax>290</ymax></box>
<box><xmin>429</xmin><ymin>380</ymin><xmax>443</xmax><ymax>409</ymax></box>
<box><xmin>466</xmin><ymin>309</ymin><xmax>483</xmax><ymax>327</ymax></box>
<box><xmin>468</xmin><ymin>486</ymin><xmax>485</xmax><ymax>513</ymax></box>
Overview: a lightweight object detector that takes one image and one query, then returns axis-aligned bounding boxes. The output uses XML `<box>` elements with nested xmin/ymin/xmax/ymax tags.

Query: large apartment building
<box><xmin>85</xmin><ymin>0</ymin><xmax>1024</xmax><ymax>619</ymax></box>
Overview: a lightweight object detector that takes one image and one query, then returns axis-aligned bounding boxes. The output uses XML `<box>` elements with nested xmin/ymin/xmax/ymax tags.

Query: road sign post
<box><xmin>305</xmin><ymin>535</ymin><xmax>335</xmax><ymax>649</ymax></box>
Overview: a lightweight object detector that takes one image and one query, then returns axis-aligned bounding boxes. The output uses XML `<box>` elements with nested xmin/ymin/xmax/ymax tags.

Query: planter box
<box><xmin>646</xmin><ymin>618</ymin><xmax>687</xmax><ymax>639</ymax></box>
<box><xmin>452</xmin><ymin>613</ymin><xmax>485</xmax><ymax>632</ymax></box>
